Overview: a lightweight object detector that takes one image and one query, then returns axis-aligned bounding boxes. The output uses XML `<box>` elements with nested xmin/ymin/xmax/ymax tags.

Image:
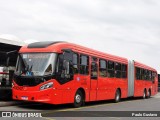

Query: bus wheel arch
<box><xmin>143</xmin><ymin>88</ymin><xmax>147</xmax><ymax>99</ymax></box>
<box><xmin>73</xmin><ymin>88</ymin><xmax>85</xmax><ymax>108</ymax></box>
<box><xmin>114</xmin><ymin>88</ymin><xmax>121</xmax><ymax>103</ymax></box>
<box><xmin>147</xmin><ymin>89</ymin><xmax>151</xmax><ymax>98</ymax></box>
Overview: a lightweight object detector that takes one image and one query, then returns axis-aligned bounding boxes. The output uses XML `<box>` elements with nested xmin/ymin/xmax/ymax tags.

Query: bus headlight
<box><xmin>40</xmin><ymin>82</ymin><xmax>53</xmax><ymax>90</ymax></box>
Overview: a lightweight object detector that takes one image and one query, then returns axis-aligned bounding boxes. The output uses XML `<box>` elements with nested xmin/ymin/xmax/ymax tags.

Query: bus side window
<box><xmin>90</xmin><ymin>57</ymin><xmax>98</xmax><ymax>79</ymax></box>
<box><xmin>136</xmin><ymin>67</ymin><xmax>141</xmax><ymax>80</ymax></box>
<box><xmin>149</xmin><ymin>71</ymin><xmax>152</xmax><ymax>81</ymax></box>
<box><xmin>80</xmin><ymin>55</ymin><xmax>89</xmax><ymax>75</ymax></box>
<box><xmin>73</xmin><ymin>53</ymin><xmax>79</xmax><ymax>74</ymax></box>
<box><xmin>146</xmin><ymin>70</ymin><xmax>150</xmax><ymax>80</ymax></box>
<box><xmin>45</xmin><ymin>64</ymin><xmax>52</xmax><ymax>74</ymax></box>
<box><xmin>122</xmin><ymin>64</ymin><xmax>127</xmax><ymax>78</ymax></box>
<box><xmin>152</xmin><ymin>72</ymin><xmax>156</xmax><ymax>83</ymax></box>
<box><xmin>91</xmin><ymin>62</ymin><xmax>98</xmax><ymax>79</ymax></box>
<box><xmin>141</xmin><ymin>69</ymin><xmax>145</xmax><ymax>80</ymax></box>
<box><xmin>115</xmin><ymin>62</ymin><xmax>121</xmax><ymax>78</ymax></box>
<box><xmin>56</xmin><ymin>54</ymin><xmax>64</xmax><ymax>77</ymax></box>
<box><xmin>55</xmin><ymin>54</ymin><xmax>66</xmax><ymax>83</ymax></box>
<box><xmin>99</xmin><ymin>59</ymin><xmax>107</xmax><ymax>77</ymax></box>
<box><xmin>144</xmin><ymin>69</ymin><xmax>148</xmax><ymax>80</ymax></box>
<box><xmin>108</xmin><ymin>61</ymin><xmax>114</xmax><ymax>78</ymax></box>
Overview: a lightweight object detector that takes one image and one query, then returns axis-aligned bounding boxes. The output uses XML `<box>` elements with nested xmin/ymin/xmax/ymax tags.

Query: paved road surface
<box><xmin>0</xmin><ymin>93</ymin><xmax>160</xmax><ymax>120</ymax></box>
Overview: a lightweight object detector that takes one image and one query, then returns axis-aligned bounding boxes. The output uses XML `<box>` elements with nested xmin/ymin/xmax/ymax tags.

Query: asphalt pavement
<box><xmin>0</xmin><ymin>93</ymin><xmax>160</xmax><ymax>120</ymax></box>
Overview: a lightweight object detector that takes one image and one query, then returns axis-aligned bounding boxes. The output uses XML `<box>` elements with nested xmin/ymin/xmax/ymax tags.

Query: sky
<box><xmin>0</xmin><ymin>0</ymin><xmax>160</xmax><ymax>71</ymax></box>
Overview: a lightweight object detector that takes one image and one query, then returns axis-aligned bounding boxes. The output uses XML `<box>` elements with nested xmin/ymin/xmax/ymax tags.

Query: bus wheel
<box><xmin>147</xmin><ymin>90</ymin><xmax>151</xmax><ymax>98</ymax></box>
<box><xmin>114</xmin><ymin>89</ymin><xmax>121</xmax><ymax>103</ymax></box>
<box><xmin>73</xmin><ymin>90</ymin><xmax>83</xmax><ymax>108</ymax></box>
<box><xmin>143</xmin><ymin>89</ymin><xmax>147</xmax><ymax>99</ymax></box>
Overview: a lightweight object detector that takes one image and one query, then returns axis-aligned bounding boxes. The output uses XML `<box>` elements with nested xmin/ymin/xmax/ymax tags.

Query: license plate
<box><xmin>21</xmin><ymin>96</ymin><xmax>28</xmax><ymax>100</ymax></box>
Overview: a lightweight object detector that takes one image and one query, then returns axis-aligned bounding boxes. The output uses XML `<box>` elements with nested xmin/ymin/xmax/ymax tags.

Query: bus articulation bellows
<box><xmin>12</xmin><ymin>41</ymin><xmax>158</xmax><ymax>107</ymax></box>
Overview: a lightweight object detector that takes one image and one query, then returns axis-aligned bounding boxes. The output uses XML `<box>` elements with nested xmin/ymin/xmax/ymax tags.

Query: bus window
<box><xmin>122</xmin><ymin>64</ymin><xmax>127</xmax><ymax>78</ymax></box>
<box><xmin>108</xmin><ymin>61</ymin><xmax>114</xmax><ymax>78</ymax></box>
<box><xmin>115</xmin><ymin>62</ymin><xmax>121</xmax><ymax>78</ymax></box>
<box><xmin>149</xmin><ymin>71</ymin><xmax>152</xmax><ymax>81</ymax></box>
<box><xmin>73</xmin><ymin>53</ymin><xmax>79</xmax><ymax>74</ymax></box>
<box><xmin>91</xmin><ymin>62</ymin><xmax>98</xmax><ymax>79</ymax></box>
<box><xmin>136</xmin><ymin>67</ymin><xmax>140</xmax><ymax>80</ymax></box>
<box><xmin>152</xmin><ymin>72</ymin><xmax>156</xmax><ymax>83</ymax></box>
<box><xmin>45</xmin><ymin>64</ymin><xmax>52</xmax><ymax>75</ymax></box>
<box><xmin>56</xmin><ymin>54</ymin><xmax>63</xmax><ymax>73</ymax></box>
<box><xmin>146</xmin><ymin>70</ymin><xmax>150</xmax><ymax>80</ymax></box>
<box><xmin>92</xmin><ymin>57</ymin><xmax>97</xmax><ymax>62</ymax></box>
<box><xmin>99</xmin><ymin>59</ymin><xmax>107</xmax><ymax>77</ymax></box>
<box><xmin>56</xmin><ymin>53</ymin><xmax>74</xmax><ymax>84</ymax></box>
<box><xmin>144</xmin><ymin>69</ymin><xmax>148</xmax><ymax>80</ymax></box>
<box><xmin>141</xmin><ymin>69</ymin><xmax>145</xmax><ymax>80</ymax></box>
<box><xmin>80</xmin><ymin>55</ymin><xmax>89</xmax><ymax>75</ymax></box>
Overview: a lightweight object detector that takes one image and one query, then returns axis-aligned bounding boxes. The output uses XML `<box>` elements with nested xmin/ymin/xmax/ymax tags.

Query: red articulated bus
<box><xmin>12</xmin><ymin>41</ymin><xmax>158</xmax><ymax>107</ymax></box>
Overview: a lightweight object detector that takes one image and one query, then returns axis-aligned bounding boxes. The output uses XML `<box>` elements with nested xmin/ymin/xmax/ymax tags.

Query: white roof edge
<box><xmin>0</xmin><ymin>38</ymin><xmax>26</xmax><ymax>46</ymax></box>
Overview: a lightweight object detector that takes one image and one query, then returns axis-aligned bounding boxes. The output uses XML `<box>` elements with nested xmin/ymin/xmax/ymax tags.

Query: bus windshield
<box><xmin>15</xmin><ymin>53</ymin><xmax>57</xmax><ymax>76</ymax></box>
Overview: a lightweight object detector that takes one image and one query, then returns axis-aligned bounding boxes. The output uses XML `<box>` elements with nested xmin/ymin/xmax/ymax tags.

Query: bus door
<box><xmin>89</xmin><ymin>57</ymin><xmax>98</xmax><ymax>101</ymax></box>
<box><xmin>57</xmin><ymin>51</ymin><xmax>74</xmax><ymax>103</ymax></box>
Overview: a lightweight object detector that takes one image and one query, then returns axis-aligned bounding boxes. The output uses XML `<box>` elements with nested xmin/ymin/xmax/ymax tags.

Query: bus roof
<box><xmin>20</xmin><ymin>41</ymin><xmax>128</xmax><ymax>63</ymax></box>
<box><xmin>19</xmin><ymin>41</ymin><xmax>157</xmax><ymax>70</ymax></box>
<box><xmin>134</xmin><ymin>61</ymin><xmax>156</xmax><ymax>72</ymax></box>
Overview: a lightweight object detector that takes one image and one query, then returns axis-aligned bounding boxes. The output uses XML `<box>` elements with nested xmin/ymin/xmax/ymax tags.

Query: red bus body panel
<box><xmin>134</xmin><ymin>61</ymin><xmax>158</xmax><ymax>97</ymax></box>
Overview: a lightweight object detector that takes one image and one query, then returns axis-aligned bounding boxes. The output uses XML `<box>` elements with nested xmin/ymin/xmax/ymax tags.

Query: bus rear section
<box><xmin>128</xmin><ymin>60</ymin><xmax>158</xmax><ymax>98</ymax></box>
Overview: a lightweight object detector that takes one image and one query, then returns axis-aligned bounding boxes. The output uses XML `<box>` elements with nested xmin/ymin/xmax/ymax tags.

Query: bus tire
<box><xmin>73</xmin><ymin>90</ymin><xmax>83</xmax><ymax>108</ymax></box>
<box><xmin>114</xmin><ymin>89</ymin><xmax>121</xmax><ymax>103</ymax></box>
<box><xmin>147</xmin><ymin>89</ymin><xmax>151</xmax><ymax>98</ymax></box>
<box><xmin>143</xmin><ymin>89</ymin><xmax>147</xmax><ymax>99</ymax></box>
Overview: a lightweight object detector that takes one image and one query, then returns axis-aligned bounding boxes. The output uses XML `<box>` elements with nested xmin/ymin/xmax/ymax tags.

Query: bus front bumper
<box><xmin>12</xmin><ymin>88</ymin><xmax>57</xmax><ymax>104</ymax></box>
